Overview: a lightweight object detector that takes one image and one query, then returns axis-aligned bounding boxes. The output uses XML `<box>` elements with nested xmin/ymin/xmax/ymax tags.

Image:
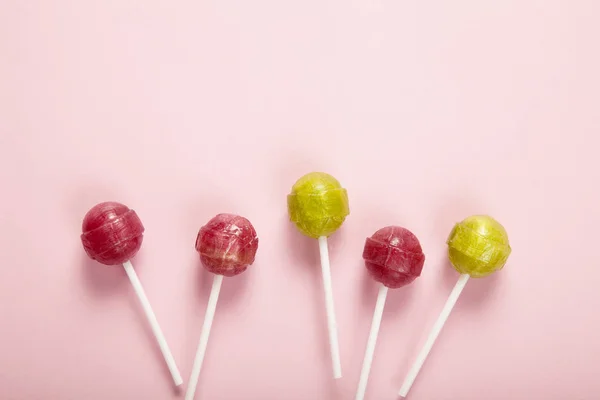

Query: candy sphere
<box><xmin>447</xmin><ymin>215</ymin><xmax>511</xmax><ymax>278</ymax></box>
<box><xmin>363</xmin><ymin>226</ymin><xmax>425</xmax><ymax>288</ymax></box>
<box><xmin>81</xmin><ymin>202</ymin><xmax>145</xmax><ymax>265</ymax></box>
<box><xmin>287</xmin><ymin>172</ymin><xmax>350</xmax><ymax>238</ymax></box>
<box><xmin>195</xmin><ymin>214</ymin><xmax>259</xmax><ymax>277</ymax></box>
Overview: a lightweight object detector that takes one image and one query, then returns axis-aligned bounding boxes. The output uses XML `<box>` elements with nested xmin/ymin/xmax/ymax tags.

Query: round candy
<box><xmin>447</xmin><ymin>215</ymin><xmax>511</xmax><ymax>278</ymax></box>
<box><xmin>81</xmin><ymin>202</ymin><xmax>145</xmax><ymax>265</ymax></box>
<box><xmin>287</xmin><ymin>172</ymin><xmax>350</xmax><ymax>239</ymax></box>
<box><xmin>362</xmin><ymin>226</ymin><xmax>425</xmax><ymax>288</ymax></box>
<box><xmin>195</xmin><ymin>213</ymin><xmax>259</xmax><ymax>277</ymax></box>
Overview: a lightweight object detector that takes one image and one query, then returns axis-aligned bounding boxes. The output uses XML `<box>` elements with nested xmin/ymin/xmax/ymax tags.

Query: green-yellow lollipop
<box><xmin>287</xmin><ymin>172</ymin><xmax>350</xmax><ymax>379</ymax></box>
<box><xmin>399</xmin><ymin>215</ymin><xmax>511</xmax><ymax>397</ymax></box>
<box><xmin>287</xmin><ymin>172</ymin><xmax>350</xmax><ymax>238</ymax></box>
<box><xmin>447</xmin><ymin>215</ymin><xmax>512</xmax><ymax>277</ymax></box>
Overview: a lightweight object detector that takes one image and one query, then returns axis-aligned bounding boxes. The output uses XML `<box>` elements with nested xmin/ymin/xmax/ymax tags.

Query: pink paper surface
<box><xmin>1</xmin><ymin>1</ymin><xmax>599</xmax><ymax>399</ymax></box>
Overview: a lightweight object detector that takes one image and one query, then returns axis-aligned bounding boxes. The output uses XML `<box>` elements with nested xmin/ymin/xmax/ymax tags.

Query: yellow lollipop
<box><xmin>447</xmin><ymin>215</ymin><xmax>511</xmax><ymax>277</ymax></box>
<box><xmin>287</xmin><ymin>172</ymin><xmax>349</xmax><ymax>379</ymax></box>
<box><xmin>287</xmin><ymin>172</ymin><xmax>350</xmax><ymax>238</ymax></box>
<box><xmin>399</xmin><ymin>215</ymin><xmax>511</xmax><ymax>397</ymax></box>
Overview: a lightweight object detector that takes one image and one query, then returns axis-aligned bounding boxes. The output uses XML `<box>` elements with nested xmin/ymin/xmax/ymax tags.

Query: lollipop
<box><xmin>398</xmin><ymin>215</ymin><xmax>511</xmax><ymax>397</ymax></box>
<box><xmin>185</xmin><ymin>213</ymin><xmax>258</xmax><ymax>400</ymax></box>
<box><xmin>81</xmin><ymin>202</ymin><xmax>182</xmax><ymax>386</ymax></box>
<box><xmin>355</xmin><ymin>226</ymin><xmax>425</xmax><ymax>400</ymax></box>
<box><xmin>287</xmin><ymin>172</ymin><xmax>349</xmax><ymax>379</ymax></box>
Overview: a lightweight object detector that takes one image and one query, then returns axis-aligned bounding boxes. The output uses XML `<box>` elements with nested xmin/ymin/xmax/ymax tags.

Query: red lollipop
<box><xmin>186</xmin><ymin>214</ymin><xmax>258</xmax><ymax>400</ymax></box>
<box><xmin>195</xmin><ymin>214</ymin><xmax>258</xmax><ymax>277</ymax></box>
<box><xmin>355</xmin><ymin>226</ymin><xmax>425</xmax><ymax>400</ymax></box>
<box><xmin>363</xmin><ymin>226</ymin><xmax>425</xmax><ymax>289</ymax></box>
<box><xmin>81</xmin><ymin>201</ymin><xmax>144</xmax><ymax>265</ymax></box>
<box><xmin>81</xmin><ymin>202</ymin><xmax>182</xmax><ymax>386</ymax></box>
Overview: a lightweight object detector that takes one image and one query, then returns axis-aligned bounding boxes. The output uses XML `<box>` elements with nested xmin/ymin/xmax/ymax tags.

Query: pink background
<box><xmin>1</xmin><ymin>0</ymin><xmax>599</xmax><ymax>399</ymax></box>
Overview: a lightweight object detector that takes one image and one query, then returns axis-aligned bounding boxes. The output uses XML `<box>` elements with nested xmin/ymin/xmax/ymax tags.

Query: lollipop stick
<box><xmin>185</xmin><ymin>274</ymin><xmax>224</xmax><ymax>400</ymax></box>
<box><xmin>318</xmin><ymin>236</ymin><xmax>342</xmax><ymax>379</ymax></box>
<box><xmin>355</xmin><ymin>284</ymin><xmax>388</xmax><ymax>400</ymax></box>
<box><xmin>399</xmin><ymin>273</ymin><xmax>470</xmax><ymax>397</ymax></box>
<box><xmin>122</xmin><ymin>261</ymin><xmax>183</xmax><ymax>386</ymax></box>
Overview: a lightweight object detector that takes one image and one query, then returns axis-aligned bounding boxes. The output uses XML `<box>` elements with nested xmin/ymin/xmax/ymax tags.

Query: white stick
<box><xmin>318</xmin><ymin>236</ymin><xmax>342</xmax><ymax>379</ymax></box>
<box><xmin>355</xmin><ymin>284</ymin><xmax>388</xmax><ymax>400</ymax></box>
<box><xmin>122</xmin><ymin>261</ymin><xmax>183</xmax><ymax>386</ymax></box>
<box><xmin>398</xmin><ymin>273</ymin><xmax>470</xmax><ymax>397</ymax></box>
<box><xmin>185</xmin><ymin>274</ymin><xmax>223</xmax><ymax>400</ymax></box>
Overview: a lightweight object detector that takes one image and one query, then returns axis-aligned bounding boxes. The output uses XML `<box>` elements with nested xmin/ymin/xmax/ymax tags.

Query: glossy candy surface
<box><xmin>195</xmin><ymin>213</ymin><xmax>259</xmax><ymax>277</ymax></box>
<box><xmin>287</xmin><ymin>172</ymin><xmax>349</xmax><ymax>238</ymax></box>
<box><xmin>81</xmin><ymin>202</ymin><xmax>144</xmax><ymax>265</ymax></box>
<box><xmin>362</xmin><ymin>226</ymin><xmax>425</xmax><ymax>288</ymax></box>
<box><xmin>447</xmin><ymin>215</ymin><xmax>511</xmax><ymax>277</ymax></box>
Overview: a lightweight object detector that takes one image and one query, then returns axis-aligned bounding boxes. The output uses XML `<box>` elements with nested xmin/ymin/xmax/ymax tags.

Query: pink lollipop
<box><xmin>355</xmin><ymin>226</ymin><xmax>425</xmax><ymax>400</ymax></box>
<box><xmin>81</xmin><ymin>202</ymin><xmax>182</xmax><ymax>386</ymax></box>
<box><xmin>185</xmin><ymin>214</ymin><xmax>259</xmax><ymax>400</ymax></box>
